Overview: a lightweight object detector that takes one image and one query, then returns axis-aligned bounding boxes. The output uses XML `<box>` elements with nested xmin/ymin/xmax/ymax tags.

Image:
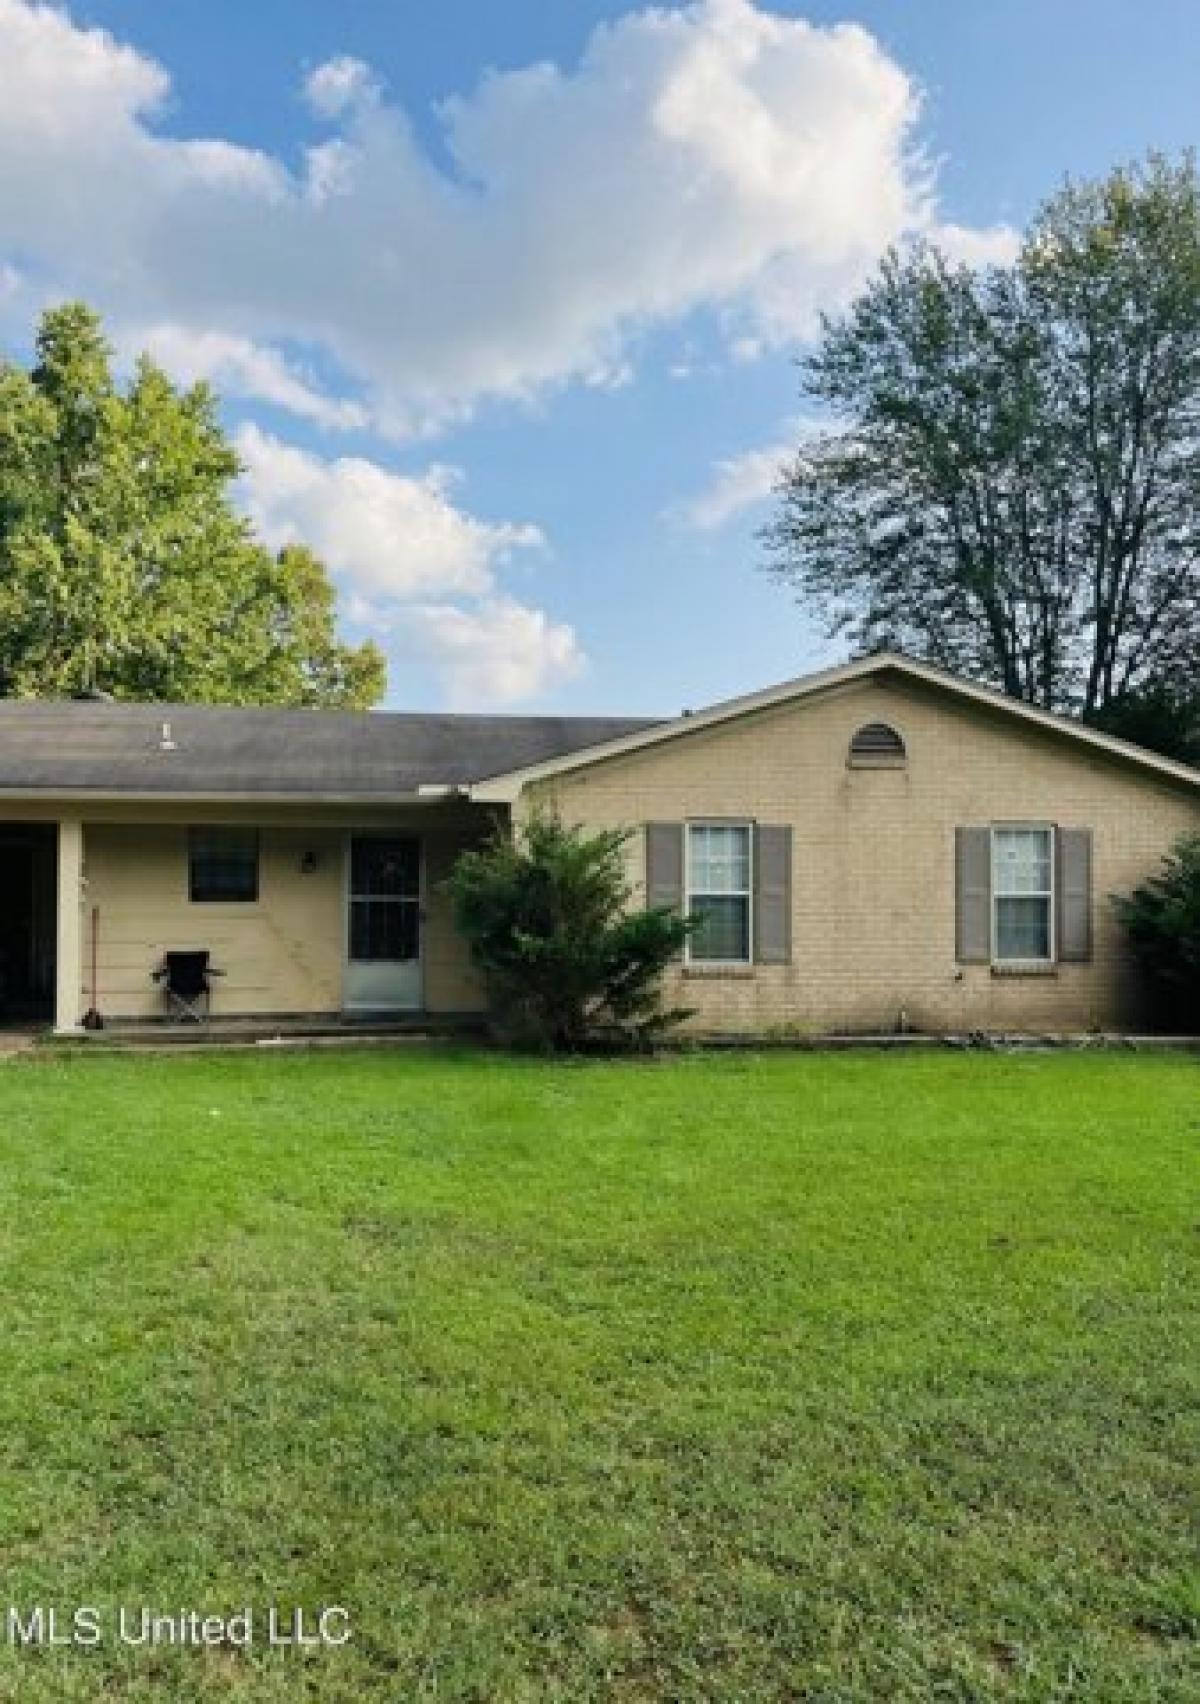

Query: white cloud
<box><xmin>132</xmin><ymin>326</ymin><xmax>368</xmax><ymax>431</ymax></box>
<box><xmin>931</xmin><ymin>219</ymin><xmax>1021</xmax><ymax>270</ymax></box>
<box><xmin>304</xmin><ymin>56</ymin><xmax>379</xmax><ymax>120</ymax></box>
<box><xmin>679</xmin><ymin>418</ymin><xmax>830</xmax><ymax>529</ymax></box>
<box><xmin>0</xmin><ymin>0</ymin><xmax>168</xmax><ymax>137</ymax></box>
<box><xmin>236</xmin><ymin>424</ymin><xmax>544</xmax><ymax>600</ymax></box>
<box><xmin>681</xmin><ymin>438</ymin><xmax>792</xmax><ymax>530</ymax></box>
<box><xmin>0</xmin><ymin>0</ymin><xmax>1011</xmax><ymax>432</ymax></box>
<box><xmin>401</xmin><ymin>600</ymin><xmax>585</xmax><ymax>708</ymax></box>
<box><xmin>234</xmin><ymin>426</ymin><xmax>573</xmax><ymax>704</ymax></box>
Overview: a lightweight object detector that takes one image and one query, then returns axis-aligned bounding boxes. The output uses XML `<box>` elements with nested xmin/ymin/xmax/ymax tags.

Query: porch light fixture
<box><xmin>300</xmin><ymin>849</ymin><xmax>318</xmax><ymax>875</ymax></box>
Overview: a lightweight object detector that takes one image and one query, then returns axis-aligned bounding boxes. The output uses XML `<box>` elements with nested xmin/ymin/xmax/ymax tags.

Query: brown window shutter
<box><xmin>754</xmin><ymin>824</ymin><xmax>792</xmax><ymax>964</ymax></box>
<box><xmin>1056</xmin><ymin>828</ymin><xmax>1093</xmax><ymax>962</ymax></box>
<box><xmin>645</xmin><ymin>823</ymin><xmax>684</xmax><ymax>913</ymax></box>
<box><xmin>955</xmin><ymin>827</ymin><xmax>991</xmax><ymax>963</ymax></box>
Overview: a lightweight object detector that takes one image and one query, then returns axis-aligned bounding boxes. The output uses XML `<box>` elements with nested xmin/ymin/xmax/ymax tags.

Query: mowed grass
<box><xmin>0</xmin><ymin>1048</ymin><xmax>1195</xmax><ymax>1701</ymax></box>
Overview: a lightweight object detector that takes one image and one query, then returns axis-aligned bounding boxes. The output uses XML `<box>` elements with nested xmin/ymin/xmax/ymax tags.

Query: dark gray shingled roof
<box><xmin>0</xmin><ymin>701</ymin><xmax>662</xmax><ymax>797</ymax></box>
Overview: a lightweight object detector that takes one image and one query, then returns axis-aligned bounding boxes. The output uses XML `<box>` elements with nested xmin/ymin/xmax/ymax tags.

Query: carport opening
<box><xmin>0</xmin><ymin>824</ymin><xmax>56</xmax><ymax>1024</ymax></box>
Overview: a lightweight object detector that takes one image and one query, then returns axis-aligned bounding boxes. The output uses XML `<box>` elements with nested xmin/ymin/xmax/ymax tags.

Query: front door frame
<box><xmin>342</xmin><ymin>830</ymin><xmax>425</xmax><ymax>1014</ymax></box>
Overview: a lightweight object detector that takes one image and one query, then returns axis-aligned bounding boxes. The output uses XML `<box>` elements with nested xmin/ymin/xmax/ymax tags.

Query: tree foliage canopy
<box><xmin>1089</xmin><ymin>679</ymin><xmax>1200</xmax><ymax>768</ymax></box>
<box><xmin>448</xmin><ymin>810</ymin><xmax>693</xmax><ymax>1051</ymax></box>
<box><xmin>767</xmin><ymin>155</ymin><xmax>1200</xmax><ymax>732</ymax></box>
<box><xmin>0</xmin><ymin>303</ymin><xmax>385</xmax><ymax>706</ymax></box>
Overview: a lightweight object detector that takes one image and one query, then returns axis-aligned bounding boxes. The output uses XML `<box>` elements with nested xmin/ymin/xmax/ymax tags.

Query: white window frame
<box><xmin>684</xmin><ymin>820</ymin><xmax>754</xmax><ymax>967</ymax></box>
<box><xmin>990</xmin><ymin>822</ymin><xmax>1056</xmax><ymax>966</ymax></box>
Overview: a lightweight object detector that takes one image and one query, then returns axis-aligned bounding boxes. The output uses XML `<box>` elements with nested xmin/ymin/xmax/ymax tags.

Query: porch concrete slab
<box><xmin>65</xmin><ymin>1014</ymin><xmax>486</xmax><ymax>1050</ymax></box>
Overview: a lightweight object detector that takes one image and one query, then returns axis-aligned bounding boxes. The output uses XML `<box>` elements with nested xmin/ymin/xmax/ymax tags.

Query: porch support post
<box><xmin>55</xmin><ymin>816</ymin><xmax>84</xmax><ymax>1034</ymax></box>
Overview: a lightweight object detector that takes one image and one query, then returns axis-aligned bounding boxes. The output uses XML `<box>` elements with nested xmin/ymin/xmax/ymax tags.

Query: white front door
<box><xmin>344</xmin><ymin>834</ymin><xmax>422</xmax><ymax>1012</ymax></box>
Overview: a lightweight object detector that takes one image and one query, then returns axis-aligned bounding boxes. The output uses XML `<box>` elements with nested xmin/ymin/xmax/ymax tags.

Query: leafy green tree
<box><xmin>1090</xmin><ymin>680</ymin><xmax>1200</xmax><ymax>767</ymax></box>
<box><xmin>448</xmin><ymin>810</ymin><xmax>694</xmax><ymax>1051</ymax></box>
<box><xmin>0</xmin><ymin>303</ymin><xmax>385</xmax><ymax>706</ymax></box>
<box><xmin>1113</xmin><ymin>834</ymin><xmax>1200</xmax><ymax>1028</ymax></box>
<box><xmin>767</xmin><ymin>154</ymin><xmax>1200</xmax><ymax>738</ymax></box>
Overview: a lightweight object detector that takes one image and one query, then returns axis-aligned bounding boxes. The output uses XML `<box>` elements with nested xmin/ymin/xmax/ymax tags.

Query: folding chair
<box><xmin>152</xmin><ymin>950</ymin><xmax>224</xmax><ymax>1022</ymax></box>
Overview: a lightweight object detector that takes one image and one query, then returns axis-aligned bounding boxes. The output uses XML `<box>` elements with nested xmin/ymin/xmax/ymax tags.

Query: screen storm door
<box><xmin>345</xmin><ymin>835</ymin><xmax>423</xmax><ymax>1012</ymax></box>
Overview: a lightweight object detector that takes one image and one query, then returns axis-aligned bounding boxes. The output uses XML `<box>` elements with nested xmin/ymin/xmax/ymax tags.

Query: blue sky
<box><xmin>1</xmin><ymin>0</ymin><xmax>1196</xmax><ymax>714</ymax></box>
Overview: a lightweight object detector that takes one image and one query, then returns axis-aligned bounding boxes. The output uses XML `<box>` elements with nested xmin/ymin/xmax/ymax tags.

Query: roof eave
<box><xmin>0</xmin><ymin>787</ymin><xmax>468</xmax><ymax>807</ymax></box>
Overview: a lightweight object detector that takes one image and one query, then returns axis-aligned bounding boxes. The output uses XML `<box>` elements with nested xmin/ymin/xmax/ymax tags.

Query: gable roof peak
<box><xmin>469</xmin><ymin>650</ymin><xmax>1200</xmax><ymax>798</ymax></box>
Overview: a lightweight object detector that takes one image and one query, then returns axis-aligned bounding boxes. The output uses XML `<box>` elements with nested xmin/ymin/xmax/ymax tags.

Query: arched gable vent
<box><xmin>848</xmin><ymin>722</ymin><xmax>906</xmax><ymax>766</ymax></box>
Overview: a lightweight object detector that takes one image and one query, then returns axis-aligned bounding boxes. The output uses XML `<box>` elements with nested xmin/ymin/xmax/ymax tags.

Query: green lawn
<box><xmin>0</xmin><ymin>1048</ymin><xmax>1196</xmax><ymax>1701</ymax></box>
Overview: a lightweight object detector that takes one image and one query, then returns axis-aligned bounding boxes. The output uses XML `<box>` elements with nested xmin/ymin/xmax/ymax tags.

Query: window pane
<box><xmin>995</xmin><ymin>896</ymin><xmax>1050</xmax><ymax>960</ymax></box>
<box><xmin>350</xmin><ymin>900</ymin><xmax>419</xmax><ymax>962</ymax></box>
<box><xmin>189</xmin><ymin>829</ymin><xmax>259</xmax><ymax>903</ymax></box>
<box><xmin>690</xmin><ymin>894</ymin><xmax>750</xmax><ymax>962</ymax></box>
<box><xmin>688</xmin><ymin>824</ymin><xmax>750</xmax><ymax>893</ymax></box>
<box><xmin>351</xmin><ymin>837</ymin><xmax>420</xmax><ymax>898</ymax></box>
<box><xmin>993</xmin><ymin>828</ymin><xmax>1051</xmax><ymax>895</ymax></box>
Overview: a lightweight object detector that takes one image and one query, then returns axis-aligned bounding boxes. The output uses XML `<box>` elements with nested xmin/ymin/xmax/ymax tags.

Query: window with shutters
<box><xmin>686</xmin><ymin>823</ymin><xmax>752</xmax><ymax>963</ymax></box>
<box><xmin>848</xmin><ymin>722</ymin><xmax>906</xmax><ymax>767</ymax></box>
<box><xmin>991</xmin><ymin>825</ymin><xmax>1054</xmax><ymax>962</ymax></box>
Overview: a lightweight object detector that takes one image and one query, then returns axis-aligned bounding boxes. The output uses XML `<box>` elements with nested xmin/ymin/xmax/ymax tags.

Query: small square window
<box><xmin>189</xmin><ymin>828</ymin><xmax>259</xmax><ymax>903</ymax></box>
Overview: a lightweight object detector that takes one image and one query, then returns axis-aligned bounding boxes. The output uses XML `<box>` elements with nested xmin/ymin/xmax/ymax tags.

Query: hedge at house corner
<box><xmin>447</xmin><ymin>810</ymin><xmax>694</xmax><ymax>1051</ymax></box>
<box><xmin>1113</xmin><ymin>833</ymin><xmax>1200</xmax><ymax>1029</ymax></box>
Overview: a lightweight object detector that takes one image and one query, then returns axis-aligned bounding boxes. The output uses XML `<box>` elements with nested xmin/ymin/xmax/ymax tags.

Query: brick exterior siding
<box><xmin>524</xmin><ymin>676</ymin><xmax>1200</xmax><ymax>1036</ymax></box>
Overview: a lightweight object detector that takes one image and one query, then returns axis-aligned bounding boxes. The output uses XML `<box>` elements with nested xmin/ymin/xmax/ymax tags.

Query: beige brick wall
<box><xmin>526</xmin><ymin>677</ymin><xmax>1199</xmax><ymax>1035</ymax></box>
<box><xmin>73</xmin><ymin>803</ymin><xmax>488</xmax><ymax>1019</ymax></box>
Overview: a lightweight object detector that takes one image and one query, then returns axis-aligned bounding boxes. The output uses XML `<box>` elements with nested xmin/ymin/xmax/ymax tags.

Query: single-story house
<box><xmin>0</xmin><ymin>652</ymin><xmax>1195</xmax><ymax>1037</ymax></box>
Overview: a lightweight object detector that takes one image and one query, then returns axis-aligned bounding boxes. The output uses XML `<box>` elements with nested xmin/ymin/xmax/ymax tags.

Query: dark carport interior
<box><xmin>0</xmin><ymin>822</ymin><xmax>56</xmax><ymax>1023</ymax></box>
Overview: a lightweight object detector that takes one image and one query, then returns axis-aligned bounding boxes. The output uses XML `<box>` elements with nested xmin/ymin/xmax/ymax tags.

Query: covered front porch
<box><xmin>10</xmin><ymin>801</ymin><xmax>502</xmax><ymax>1035</ymax></box>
